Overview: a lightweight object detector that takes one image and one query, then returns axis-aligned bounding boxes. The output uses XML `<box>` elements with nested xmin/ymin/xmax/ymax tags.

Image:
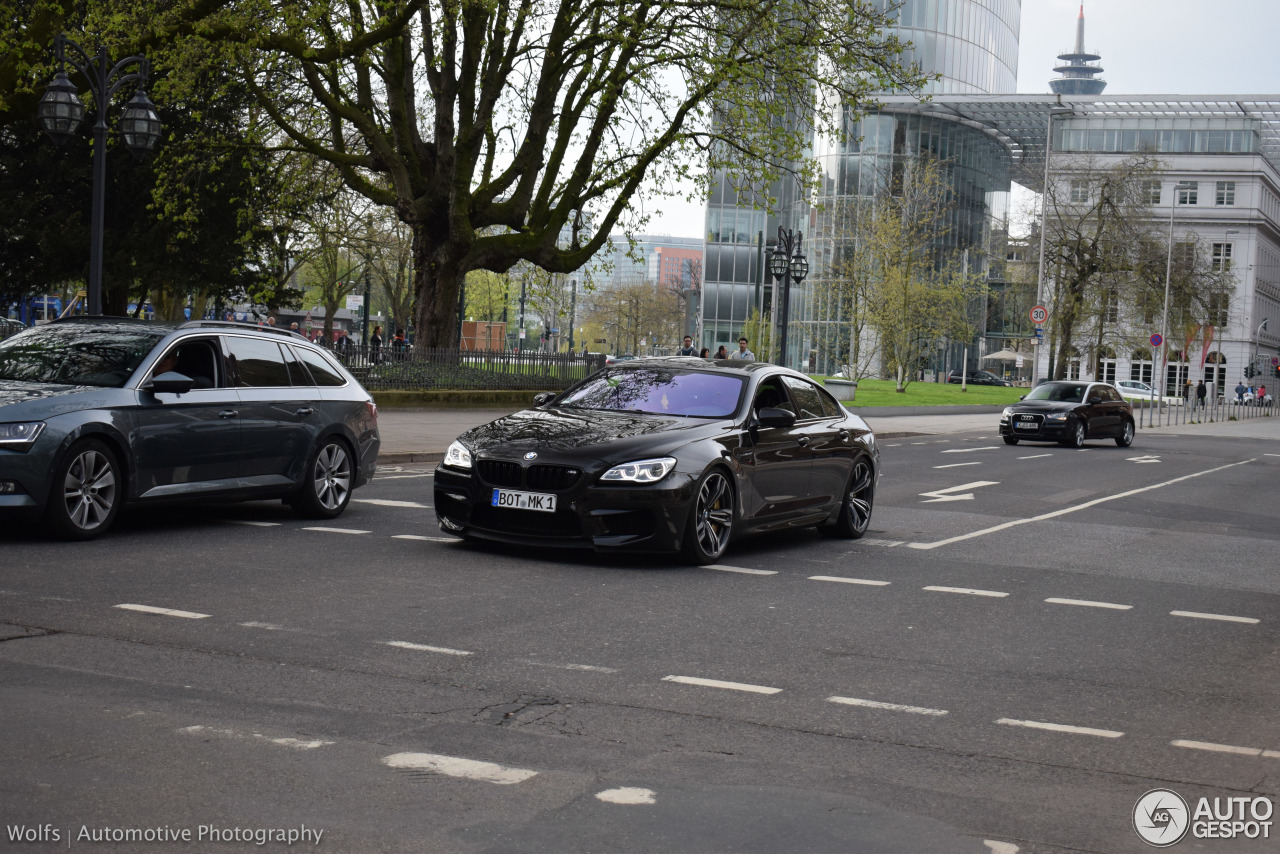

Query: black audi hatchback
<box><xmin>999</xmin><ymin>380</ymin><xmax>1135</xmax><ymax>448</ymax></box>
<box><xmin>434</xmin><ymin>358</ymin><xmax>879</xmax><ymax>564</ymax></box>
<box><xmin>0</xmin><ymin>318</ymin><xmax>379</xmax><ymax>539</ymax></box>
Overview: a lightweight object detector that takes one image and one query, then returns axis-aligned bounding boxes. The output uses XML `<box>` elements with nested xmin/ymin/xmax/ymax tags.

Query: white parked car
<box><xmin>1112</xmin><ymin>379</ymin><xmax>1184</xmax><ymax>406</ymax></box>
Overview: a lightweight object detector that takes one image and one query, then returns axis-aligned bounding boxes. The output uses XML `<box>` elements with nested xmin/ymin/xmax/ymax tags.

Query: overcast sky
<box><xmin>642</xmin><ymin>0</ymin><xmax>1280</xmax><ymax>237</ymax></box>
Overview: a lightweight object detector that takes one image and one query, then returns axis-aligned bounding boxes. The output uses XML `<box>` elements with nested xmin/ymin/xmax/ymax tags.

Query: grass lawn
<box><xmin>819</xmin><ymin>377</ymin><xmax>1025</xmax><ymax>407</ymax></box>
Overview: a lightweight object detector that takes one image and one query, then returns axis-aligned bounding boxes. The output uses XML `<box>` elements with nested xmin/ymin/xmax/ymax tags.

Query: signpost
<box><xmin>1029</xmin><ymin>305</ymin><xmax>1048</xmax><ymax>325</ymax></box>
<box><xmin>1149</xmin><ymin>333</ymin><xmax>1163</xmax><ymax>348</ymax></box>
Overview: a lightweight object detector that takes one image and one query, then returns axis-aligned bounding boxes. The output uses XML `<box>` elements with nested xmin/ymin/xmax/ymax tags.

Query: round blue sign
<box><xmin>1149</xmin><ymin>333</ymin><xmax>1163</xmax><ymax>347</ymax></box>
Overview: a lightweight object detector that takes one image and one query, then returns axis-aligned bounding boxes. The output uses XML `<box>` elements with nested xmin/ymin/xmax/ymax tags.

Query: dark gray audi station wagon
<box><xmin>0</xmin><ymin>318</ymin><xmax>380</xmax><ymax>539</ymax></box>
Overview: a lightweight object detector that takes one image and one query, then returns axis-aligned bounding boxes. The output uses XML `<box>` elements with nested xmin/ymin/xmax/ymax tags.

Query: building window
<box><xmin>1143</xmin><ymin>180</ymin><xmax>1161</xmax><ymax>205</ymax></box>
<box><xmin>1216</xmin><ymin>181</ymin><xmax>1236</xmax><ymax>206</ymax></box>
<box><xmin>1070</xmin><ymin>180</ymin><xmax>1090</xmax><ymax>203</ymax></box>
<box><xmin>1207</xmin><ymin>291</ymin><xmax>1229</xmax><ymax>327</ymax></box>
<box><xmin>1177</xmin><ymin>182</ymin><xmax>1198</xmax><ymax>205</ymax></box>
<box><xmin>1212</xmin><ymin>243</ymin><xmax>1233</xmax><ymax>272</ymax></box>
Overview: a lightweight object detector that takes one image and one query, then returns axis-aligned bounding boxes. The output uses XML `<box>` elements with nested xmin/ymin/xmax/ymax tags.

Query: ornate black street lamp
<box><xmin>37</xmin><ymin>33</ymin><xmax>161</xmax><ymax>316</ymax></box>
<box><xmin>768</xmin><ymin>226</ymin><xmax>808</xmax><ymax>367</ymax></box>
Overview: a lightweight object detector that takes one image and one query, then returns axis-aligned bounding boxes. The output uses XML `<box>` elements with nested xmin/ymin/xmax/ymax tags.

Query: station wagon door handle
<box><xmin>294</xmin><ymin>407</ymin><xmax>315</xmax><ymax>416</ymax></box>
<box><xmin>797</xmin><ymin>436</ymin><xmax>810</xmax><ymax>447</ymax></box>
<box><xmin>218</xmin><ymin>410</ymin><xmax>238</xmax><ymax>419</ymax></box>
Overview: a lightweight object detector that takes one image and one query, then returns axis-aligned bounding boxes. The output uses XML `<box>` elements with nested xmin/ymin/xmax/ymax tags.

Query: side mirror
<box><xmin>144</xmin><ymin>371</ymin><xmax>196</xmax><ymax>395</ymax></box>
<box><xmin>756</xmin><ymin>407</ymin><xmax>796</xmax><ymax>429</ymax></box>
<box><xmin>1087</xmin><ymin>396</ymin><xmax>1102</xmax><ymax>405</ymax></box>
<box><xmin>1019</xmin><ymin>395</ymin><xmax>1025</xmax><ymax>400</ymax></box>
<box><xmin>532</xmin><ymin>392</ymin><xmax>555</xmax><ymax>407</ymax></box>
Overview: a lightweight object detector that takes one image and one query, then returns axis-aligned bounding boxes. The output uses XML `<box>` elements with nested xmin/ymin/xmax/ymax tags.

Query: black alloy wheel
<box><xmin>46</xmin><ymin>438</ymin><xmax>122</xmax><ymax>540</ymax></box>
<box><xmin>682</xmin><ymin>468</ymin><xmax>734</xmax><ymax>565</ymax></box>
<box><xmin>293</xmin><ymin>438</ymin><xmax>354</xmax><ymax>518</ymax></box>
<box><xmin>819</xmin><ymin>458</ymin><xmax>875</xmax><ymax>539</ymax></box>
<box><xmin>1115</xmin><ymin>419</ymin><xmax>1135</xmax><ymax>447</ymax></box>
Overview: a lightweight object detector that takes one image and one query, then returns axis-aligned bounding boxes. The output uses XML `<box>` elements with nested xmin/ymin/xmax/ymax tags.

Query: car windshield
<box><xmin>1024</xmin><ymin>382</ymin><xmax>1088</xmax><ymax>403</ymax></box>
<box><xmin>0</xmin><ymin>324</ymin><xmax>165</xmax><ymax>387</ymax></box>
<box><xmin>558</xmin><ymin>367</ymin><xmax>746</xmax><ymax>418</ymax></box>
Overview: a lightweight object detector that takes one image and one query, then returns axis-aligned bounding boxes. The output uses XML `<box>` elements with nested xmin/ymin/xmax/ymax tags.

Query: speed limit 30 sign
<box><xmin>1029</xmin><ymin>305</ymin><xmax>1048</xmax><ymax>325</ymax></box>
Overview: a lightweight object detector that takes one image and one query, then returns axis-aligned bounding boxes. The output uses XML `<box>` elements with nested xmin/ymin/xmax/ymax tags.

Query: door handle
<box><xmin>294</xmin><ymin>407</ymin><xmax>315</xmax><ymax>416</ymax></box>
<box><xmin>218</xmin><ymin>410</ymin><xmax>239</xmax><ymax>419</ymax></box>
<box><xmin>797</xmin><ymin>437</ymin><xmax>810</xmax><ymax>447</ymax></box>
<box><xmin>837</xmin><ymin>430</ymin><xmax>850</xmax><ymax>443</ymax></box>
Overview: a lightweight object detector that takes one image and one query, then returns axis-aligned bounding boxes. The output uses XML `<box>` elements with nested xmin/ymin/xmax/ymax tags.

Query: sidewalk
<box><xmin>375</xmin><ymin>406</ymin><xmax>1280</xmax><ymax>465</ymax></box>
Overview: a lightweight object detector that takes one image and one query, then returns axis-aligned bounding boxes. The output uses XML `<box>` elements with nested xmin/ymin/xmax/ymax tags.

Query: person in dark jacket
<box><xmin>1195</xmin><ymin>379</ymin><xmax>1207</xmax><ymax>408</ymax></box>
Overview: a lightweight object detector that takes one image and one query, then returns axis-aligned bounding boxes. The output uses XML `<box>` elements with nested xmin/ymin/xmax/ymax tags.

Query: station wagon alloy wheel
<box><xmin>46</xmin><ymin>439</ymin><xmax>122</xmax><ymax>539</ymax></box>
<box><xmin>313</xmin><ymin>443</ymin><xmax>352</xmax><ymax>511</ymax></box>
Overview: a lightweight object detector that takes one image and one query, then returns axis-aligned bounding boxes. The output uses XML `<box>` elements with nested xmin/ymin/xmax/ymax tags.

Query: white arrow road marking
<box><xmin>918</xmin><ymin>481</ymin><xmax>999</xmax><ymax>503</ymax></box>
<box><xmin>382</xmin><ymin>752</ymin><xmax>538</xmax><ymax>784</ymax></box>
<box><xmin>1127</xmin><ymin>455</ymin><xmax>1161</xmax><ymax>464</ymax></box>
<box><xmin>940</xmin><ymin>446</ymin><xmax>998</xmax><ymax>453</ymax></box>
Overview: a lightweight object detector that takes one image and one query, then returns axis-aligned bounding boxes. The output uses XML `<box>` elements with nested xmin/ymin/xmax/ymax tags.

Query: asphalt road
<box><xmin>2</xmin><ymin>427</ymin><xmax>1278</xmax><ymax>853</ymax></box>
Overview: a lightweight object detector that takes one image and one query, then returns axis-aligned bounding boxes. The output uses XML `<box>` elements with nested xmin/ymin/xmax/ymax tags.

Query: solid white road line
<box><xmin>221</xmin><ymin>520</ymin><xmax>282</xmax><ymax>527</ymax></box>
<box><xmin>354</xmin><ymin>498</ymin><xmax>432</xmax><ymax>509</ymax></box>
<box><xmin>115</xmin><ymin>604</ymin><xmax>210</xmax><ymax>619</ymax></box>
<box><xmin>385</xmin><ymin>641</ymin><xmax>473</xmax><ymax>656</ymax></box>
<box><xmin>596</xmin><ymin>787</ymin><xmax>656</xmax><ymax>805</ymax></box>
<box><xmin>1171</xmin><ymin>739</ymin><xmax>1280</xmax><ymax>757</ymax></box>
<box><xmin>908</xmin><ymin>457</ymin><xmax>1257</xmax><ymax>550</ymax></box>
<box><xmin>662</xmin><ymin>675</ymin><xmax>782</xmax><ymax>695</ymax></box>
<box><xmin>996</xmin><ymin>718</ymin><xmax>1123</xmax><ymax>738</ymax></box>
<box><xmin>1045</xmin><ymin>598</ymin><xmax>1133</xmax><ymax>611</ymax></box>
<box><xmin>239</xmin><ymin>622</ymin><xmax>284</xmax><ymax>630</ymax></box>
<box><xmin>1017</xmin><ymin>454</ymin><xmax>1053</xmax><ymax>460</ymax></box>
<box><xmin>828</xmin><ymin>696</ymin><xmax>948</xmax><ymax>716</ymax></box>
<box><xmin>923</xmin><ymin>586</ymin><xmax>1009</xmax><ymax>598</ymax></box>
<box><xmin>705</xmin><ymin>565</ymin><xmax>778</xmax><ymax>576</ymax></box>
<box><xmin>810</xmin><ymin>576</ymin><xmax>891</xmax><ymax>586</ymax></box>
<box><xmin>934</xmin><ymin>462</ymin><xmax>982</xmax><ymax>469</ymax></box>
<box><xmin>303</xmin><ymin>526</ymin><xmax>371</xmax><ymax>534</ymax></box>
<box><xmin>382</xmin><ymin>752</ymin><xmax>537</xmax><ymax>785</ymax></box>
<box><xmin>393</xmin><ymin>534</ymin><xmax>461</xmax><ymax>542</ymax></box>
<box><xmin>1170</xmin><ymin>610</ymin><xmax>1259</xmax><ymax>624</ymax></box>
<box><xmin>374</xmin><ymin>473</ymin><xmax>436</xmax><ymax>480</ymax></box>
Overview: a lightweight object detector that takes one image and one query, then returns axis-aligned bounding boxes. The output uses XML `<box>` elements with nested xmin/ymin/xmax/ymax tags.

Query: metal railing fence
<box><xmin>1132</xmin><ymin>384</ymin><xmax>1276</xmax><ymax>429</ymax></box>
<box><xmin>327</xmin><ymin>344</ymin><xmax>606</xmax><ymax>391</ymax></box>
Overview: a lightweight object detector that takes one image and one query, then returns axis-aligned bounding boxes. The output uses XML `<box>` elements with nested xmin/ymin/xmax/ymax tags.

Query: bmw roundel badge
<box><xmin>523</xmin><ymin>451</ymin><xmax>538</xmax><ymax>460</ymax></box>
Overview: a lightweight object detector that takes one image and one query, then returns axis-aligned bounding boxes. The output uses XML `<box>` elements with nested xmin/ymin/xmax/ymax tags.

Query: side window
<box><xmin>150</xmin><ymin>338</ymin><xmax>220</xmax><ymax>389</ymax></box>
<box><xmin>295</xmin><ymin>346</ymin><xmax>347</xmax><ymax>387</ymax></box>
<box><xmin>281</xmin><ymin>344</ymin><xmax>313</xmax><ymax>387</ymax></box>
<box><xmin>752</xmin><ymin>379</ymin><xmax>794</xmax><ymax>414</ymax></box>
<box><xmin>225</xmin><ymin>337</ymin><xmax>290</xmax><ymax>388</ymax></box>
<box><xmin>782</xmin><ymin>376</ymin><xmax>831</xmax><ymax>421</ymax></box>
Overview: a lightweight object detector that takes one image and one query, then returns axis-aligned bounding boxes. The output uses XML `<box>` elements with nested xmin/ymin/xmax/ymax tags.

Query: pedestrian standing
<box><xmin>677</xmin><ymin>336</ymin><xmax>698</xmax><ymax>356</ymax></box>
<box><xmin>1195</xmin><ymin>379</ymin><xmax>1206</xmax><ymax>409</ymax></box>
<box><xmin>1234</xmin><ymin>380</ymin><xmax>1246</xmax><ymax>403</ymax></box>
<box><xmin>714</xmin><ymin>345</ymin><xmax>728</xmax><ymax>360</ymax></box>
<box><xmin>370</xmin><ymin>325</ymin><xmax>384</xmax><ymax>364</ymax></box>
<box><xmin>699</xmin><ymin>347</ymin><xmax>710</xmax><ymax>358</ymax></box>
<box><xmin>729</xmin><ymin>337</ymin><xmax>755</xmax><ymax>360</ymax></box>
<box><xmin>392</xmin><ymin>328</ymin><xmax>407</xmax><ymax>360</ymax></box>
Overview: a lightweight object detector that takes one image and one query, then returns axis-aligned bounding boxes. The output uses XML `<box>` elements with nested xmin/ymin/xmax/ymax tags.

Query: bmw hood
<box><xmin>459</xmin><ymin>407</ymin><xmax>729</xmax><ymax>461</ymax></box>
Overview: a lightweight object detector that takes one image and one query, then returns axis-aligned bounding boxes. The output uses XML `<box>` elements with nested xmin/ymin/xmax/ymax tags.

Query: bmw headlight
<box><xmin>0</xmin><ymin>421</ymin><xmax>44</xmax><ymax>450</ymax></box>
<box><xmin>443</xmin><ymin>440</ymin><xmax>473</xmax><ymax>470</ymax></box>
<box><xmin>600</xmin><ymin>457</ymin><xmax>676</xmax><ymax>484</ymax></box>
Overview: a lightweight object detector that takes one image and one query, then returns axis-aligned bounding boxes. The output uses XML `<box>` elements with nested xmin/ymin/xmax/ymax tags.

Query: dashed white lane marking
<box><xmin>662</xmin><ymin>675</ymin><xmax>783</xmax><ymax>695</ymax></box>
<box><xmin>940</xmin><ymin>446</ymin><xmax>998</xmax><ymax>454</ymax></box>
<box><xmin>221</xmin><ymin>520</ymin><xmax>282</xmax><ymax>527</ymax></box>
<box><xmin>828</xmin><ymin>696</ymin><xmax>948</xmax><ymax>716</ymax></box>
<box><xmin>909</xmin><ymin>458</ymin><xmax>1257</xmax><ymax>549</ymax></box>
<box><xmin>923</xmin><ymin>586</ymin><xmax>1009</xmax><ymax>598</ymax></box>
<box><xmin>374</xmin><ymin>473</ymin><xmax>436</xmax><ymax>480</ymax></box>
<box><xmin>705</xmin><ymin>565</ymin><xmax>778</xmax><ymax>576</ymax></box>
<box><xmin>393</xmin><ymin>534</ymin><xmax>461</xmax><ymax>542</ymax></box>
<box><xmin>1017</xmin><ymin>454</ymin><xmax>1053</xmax><ymax>460</ymax></box>
<box><xmin>385</xmin><ymin>641</ymin><xmax>473</xmax><ymax>656</ymax></box>
<box><xmin>1045</xmin><ymin>597</ymin><xmax>1133</xmax><ymax>611</ymax></box>
<box><xmin>996</xmin><ymin>718</ymin><xmax>1123</xmax><ymax>738</ymax></box>
<box><xmin>1171</xmin><ymin>610</ymin><xmax>1259</xmax><ymax>624</ymax></box>
<box><xmin>180</xmin><ymin>725</ymin><xmax>333</xmax><ymax>750</ymax></box>
<box><xmin>934</xmin><ymin>462</ymin><xmax>982</xmax><ymax>469</ymax></box>
<box><xmin>859</xmin><ymin>538</ymin><xmax>904</xmax><ymax>547</ymax></box>
<box><xmin>810</xmin><ymin>576</ymin><xmax>891</xmax><ymax>586</ymax></box>
<box><xmin>984</xmin><ymin>842</ymin><xmax>1020</xmax><ymax>854</ymax></box>
<box><xmin>382</xmin><ymin>752</ymin><xmax>537</xmax><ymax>785</ymax></box>
<box><xmin>517</xmin><ymin>660</ymin><xmax>618</xmax><ymax>674</ymax></box>
<box><xmin>1171</xmin><ymin>739</ymin><xmax>1280</xmax><ymax>758</ymax></box>
<box><xmin>354</xmin><ymin>498</ymin><xmax>432</xmax><ymax>509</ymax></box>
<box><xmin>596</xmin><ymin>787</ymin><xmax>656</xmax><ymax>805</ymax></box>
<box><xmin>303</xmin><ymin>526</ymin><xmax>371</xmax><ymax>534</ymax></box>
<box><xmin>115</xmin><ymin>604</ymin><xmax>211</xmax><ymax>619</ymax></box>
<box><xmin>911</xmin><ymin>442</ymin><xmax>929</xmax><ymax>445</ymax></box>
<box><xmin>239</xmin><ymin>621</ymin><xmax>284</xmax><ymax>630</ymax></box>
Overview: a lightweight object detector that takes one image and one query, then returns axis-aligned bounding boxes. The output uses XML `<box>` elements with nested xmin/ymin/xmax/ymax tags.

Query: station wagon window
<box><xmin>280</xmin><ymin>344</ymin><xmax>312</xmax><ymax>386</ymax></box>
<box><xmin>295</xmin><ymin>347</ymin><xmax>347</xmax><ymax>387</ymax></box>
<box><xmin>225</xmin><ymin>336</ymin><xmax>290</xmax><ymax>387</ymax></box>
<box><xmin>151</xmin><ymin>338</ymin><xmax>221</xmax><ymax>389</ymax></box>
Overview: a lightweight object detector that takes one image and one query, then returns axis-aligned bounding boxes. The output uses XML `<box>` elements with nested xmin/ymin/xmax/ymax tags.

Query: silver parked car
<box><xmin>0</xmin><ymin>318</ymin><xmax>380</xmax><ymax>539</ymax></box>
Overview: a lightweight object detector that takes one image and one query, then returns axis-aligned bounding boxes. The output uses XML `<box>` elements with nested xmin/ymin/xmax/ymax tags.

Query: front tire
<box><xmin>46</xmin><ymin>439</ymin><xmax>122</xmax><ymax>540</ymax></box>
<box><xmin>292</xmin><ymin>438</ymin><xmax>354</xmax><ymax>518</ymax></box>
<box><xmin>819</xmin><ymin>458</ymin><xmax>875</xmax><ymax>539</ymax></box>
<box><xmin>1115</xmin><ymin>419</ymin><xmax>1135</xmax><ymax>447</ymax></box>
<box><xmin>1061</xmin><ymin>420</ymin><xmax>1086</xmax><ymax>448</ymax></box>
<box><xmin>1003</xmin><ymin>435</ymin><xmax>1019</xmax><ymax>445</ymax></box>
<box><xmin>681</xmin><ymin>468</ymin><xmax>734</xmax><ymax>565</ymax></box>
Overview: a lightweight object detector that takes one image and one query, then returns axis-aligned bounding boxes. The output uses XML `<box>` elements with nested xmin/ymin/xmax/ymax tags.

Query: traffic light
<box><xmin>1245</xmin><ymin>365</ymin><xmax>1256</xmax><ymax>379</ymax></box>
<box><xmin>1274</xmin><ymin>365</ymin><xmax>1280</xmax><ymax>379</ymax></box>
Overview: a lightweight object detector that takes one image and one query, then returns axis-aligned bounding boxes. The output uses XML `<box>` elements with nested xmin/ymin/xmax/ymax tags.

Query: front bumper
<box><xmin>433</xmin><ymin>463</ymin><xmax>699</xmax><ymax>553</ymax></box>
<box><xmin>999</xmin><ymin>415</ymin><xmax>1070</xmax><ymax>441</ymax></box>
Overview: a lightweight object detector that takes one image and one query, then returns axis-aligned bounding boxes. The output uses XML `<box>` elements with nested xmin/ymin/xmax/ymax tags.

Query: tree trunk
<box><xmin>412</xmin><ymin>227</ymin><xmax>463</xmax><ymax>348</ymax></box>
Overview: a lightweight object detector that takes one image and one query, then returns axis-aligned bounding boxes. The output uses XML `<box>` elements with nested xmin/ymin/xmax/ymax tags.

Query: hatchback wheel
<box><xmin>1003</xmin><ymin>435</ymin><xmax>1019</xmax><ymax>445</ymax></box>
<box><xmin>1061</xmin><ymin>420</ymin><xmax>1086</xmax><ymax>448</ymax></box>
<box><xmin>46</xmin><ymin>439</ymin><xmax>122</xmax><ymax>540</ymax></box>
<box><xmin>819</xmin><ymin>458</ymin><xmax>875</xmax><ymax>539</ymax></box>
<box><xmin>292</xmin><ymin>438</ymin><xmax>354</xmax><ymax>518</ymax></box>
<box><xmin>681</xmin><ymin>468</ymin><xmax>734</xmax><ymax>565</ymax></box>
<box><xmin>1115</xmin><ymin>419</ymin><xmax>1135</xmax><ymax>447</ymax></box>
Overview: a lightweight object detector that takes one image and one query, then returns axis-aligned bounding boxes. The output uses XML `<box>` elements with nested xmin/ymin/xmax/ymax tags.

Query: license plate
<box><xmin>1014</xmin><ymin>421</ymin><xmax>1038</xmax><ymax>430</ymax></box>
<box><xmin>491</xmin><ymin>488</ymin><xmax>557</xmax><ymax>512</ymax></box>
